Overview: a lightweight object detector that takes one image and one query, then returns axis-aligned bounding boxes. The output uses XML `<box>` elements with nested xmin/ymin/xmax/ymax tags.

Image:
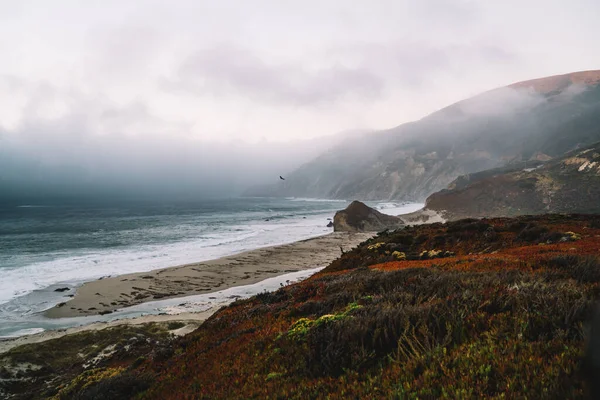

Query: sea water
<box><xmin>0</xmin><ymin>197</ymin><xmax>423</xmax><ymax>337</ymax></box>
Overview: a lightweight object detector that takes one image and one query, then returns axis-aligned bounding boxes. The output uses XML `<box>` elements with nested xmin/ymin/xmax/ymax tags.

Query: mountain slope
<box><xmin>244</xmin><ymin>70</ymin><xmax>600</xmax><ymax>201</ymax></box>
<box><xmin>423</xmin><ymin>141</ymin><xmax>600</xmax><ymax>220</ymax></box>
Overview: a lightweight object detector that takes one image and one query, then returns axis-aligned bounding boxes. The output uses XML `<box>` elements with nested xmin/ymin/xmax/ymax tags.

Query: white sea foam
<box><xmin>3</xmin><ymin>327</ymin><xmax>46</xmax><ymax>337</ymax></box>
<box><xmin>286</xmin><ymin>197</ymin><xmax>348</xmax><ymax>202</ymax></box>
<box><xmin>0</xmin><ymin>213</ymin><xmax>335</xmax><ymax>306</ymax></box>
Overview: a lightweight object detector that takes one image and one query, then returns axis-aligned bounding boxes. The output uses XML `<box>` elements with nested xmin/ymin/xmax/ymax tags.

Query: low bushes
<box><xmin>39</xmin><ymin>214</ymin><xmax>600</xmax><ymax>399</ymax></box>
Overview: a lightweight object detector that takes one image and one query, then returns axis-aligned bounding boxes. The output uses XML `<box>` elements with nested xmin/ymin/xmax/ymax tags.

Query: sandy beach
<box><xmin>44</xmin><ymin>232</ymin><xmax>372</xmax><ymax>319</ymax></box>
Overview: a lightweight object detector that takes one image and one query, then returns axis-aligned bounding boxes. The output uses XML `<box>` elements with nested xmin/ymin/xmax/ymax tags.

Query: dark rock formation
<box><xmin>333</xmin><ymin>201</ymin><xmax>403</xmax><ymax>232</ymax></box>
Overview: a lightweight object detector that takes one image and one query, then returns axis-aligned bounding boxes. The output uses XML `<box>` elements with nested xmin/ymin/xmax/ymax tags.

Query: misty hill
<box><xmin>422</xmin><ymin>141</ymin><xmax>600</xmax><ymax>220</ymax></box>
<box><xmin>244</xmin><ymin>70</ymin><xmax>600</xmax><ymax>201</ymax></box>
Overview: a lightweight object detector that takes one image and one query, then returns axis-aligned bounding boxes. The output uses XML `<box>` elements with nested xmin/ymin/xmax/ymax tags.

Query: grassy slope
<box><xmin>5</xmin><ymin>214</ymin><xmax>600</xmax><ymax>399</ymax></box>
<box><xmin>0</xmin><ymin>323</ymin><xmax>180</xmax><ymax>399</ymax></box>
<box><xmin>138</xmin><ymin>214</ymin><xmax>600</xmax><ymax>399</ymax></box>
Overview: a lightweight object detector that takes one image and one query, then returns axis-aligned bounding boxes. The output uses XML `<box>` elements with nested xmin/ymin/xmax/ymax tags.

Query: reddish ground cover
<box><xmin>43</xmin><ymin>214</ymin><xmax>600</xmax><ymax>399</ymax></box>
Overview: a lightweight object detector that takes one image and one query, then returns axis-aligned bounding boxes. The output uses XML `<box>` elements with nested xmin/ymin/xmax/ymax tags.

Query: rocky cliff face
<box><xmin>423</xmin><ymin>142</ymin><xmax>600</xmax><ymax>220</ymax></box>
<box><xmin>333</xmin><ymin>201</ymin><xmax>404</xmax><ymax>232</ymax></box>
<box><xmin>243</xmin><ymin>70</ymin><xmax>600</xmax><ymax>201</ymax></box>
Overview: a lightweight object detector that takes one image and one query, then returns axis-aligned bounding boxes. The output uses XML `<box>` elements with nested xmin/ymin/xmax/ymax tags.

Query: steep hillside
<box><xmin>244</xmin><ymin>70</ymin><xmax>600</xmax><ymax>201</ymax></box>
<box><xmin>14</xmin><ymin>214</ymin><xmax>600</xmax><ymax>398</ymax></box>
<box><xmin>424</xmin><ymin>142</ymin><xmax>600</xmax><ymax>220</ymax></box>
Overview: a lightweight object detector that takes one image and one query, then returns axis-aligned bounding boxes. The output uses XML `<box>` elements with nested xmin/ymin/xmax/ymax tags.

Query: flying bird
<box><xmin>280</xmin><ymin>176</ymin><xmax>285</xmax><ymax>180</ymax></box>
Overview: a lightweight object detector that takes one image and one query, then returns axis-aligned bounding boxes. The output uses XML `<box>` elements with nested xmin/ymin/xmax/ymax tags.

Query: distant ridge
<box><xmin>244</xmin><ymin>70</ymin><xmax>600</xmax><ymax>201</ymax></box>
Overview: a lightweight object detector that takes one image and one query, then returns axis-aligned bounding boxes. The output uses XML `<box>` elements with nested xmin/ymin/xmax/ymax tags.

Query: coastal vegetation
<box><xmin>0</xmin><ymin>323</ymin><xmax>178</xmax><ymax>399</ymax></box>
<box><xmin>4</xmin><ymin>213</ymin><xmax>600</xmax><ymax>398</ymax></box>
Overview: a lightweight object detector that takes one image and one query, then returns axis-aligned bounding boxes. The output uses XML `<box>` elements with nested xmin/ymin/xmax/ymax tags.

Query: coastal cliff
<box><xmin>423</xmin><ymin>142</ymin><xmax>600</xmax><ymax>220</ymax></box>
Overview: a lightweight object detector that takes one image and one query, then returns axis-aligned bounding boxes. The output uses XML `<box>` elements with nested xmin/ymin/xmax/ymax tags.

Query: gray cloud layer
<box><xmin>165</xmin><ymin>45</ymin><xmax>384</xmax><ymax>106</ymax></box>
<box><xmin>1</xmin><ymin>0</ymin><xmax>599</xmax><ymax>199</ymax></box>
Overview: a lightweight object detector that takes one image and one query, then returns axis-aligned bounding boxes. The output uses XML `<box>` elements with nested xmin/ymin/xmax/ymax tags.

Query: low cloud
<box><xmin>328</xmin><ymin>41</ymin><xmax>517</xmax><ymax>90</ymax></box>
<box><xmin>162</xmin><ymin>45</ymin><xmax>384</xmax><ymax>106</ymax></box>
<box><xmin>0</xmin><ymin>90</ymin><xmax>352</xmax><ymax>201</ymax></box>
<box><xmin>161</xmin><ymin>40</ymin><xmax>517</xmax><ymax>109</ymax></box>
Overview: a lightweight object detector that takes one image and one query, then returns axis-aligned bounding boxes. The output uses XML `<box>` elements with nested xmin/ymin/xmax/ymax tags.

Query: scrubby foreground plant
<box><xmin>7</xmin><ymin>214</ymin><xmax>600</xmax><ymax>399</ymax></box>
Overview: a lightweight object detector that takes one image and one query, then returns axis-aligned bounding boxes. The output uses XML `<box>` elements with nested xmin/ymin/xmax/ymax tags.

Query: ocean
<box><xmin>0</xmin><ymin>197</ymin><xmax>423</xmax><ymax>337</ymax></box>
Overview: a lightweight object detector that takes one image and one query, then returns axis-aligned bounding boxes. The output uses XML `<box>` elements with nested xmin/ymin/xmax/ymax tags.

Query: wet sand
<box><xmin>45</xmin><ymin>232</ymin><xmax>372</xmax><ymax>319</ymax></box>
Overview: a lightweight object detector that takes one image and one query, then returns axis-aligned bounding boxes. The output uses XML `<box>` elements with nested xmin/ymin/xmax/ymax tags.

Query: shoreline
<box><xmin>44</xmin><ymin>232</ymin><xmax>373</xmax><ymax>319</ymax></box>
<box><xmin>0</xmin><ymin>267</ymin><xmax>328</xmax><ymax>353</ymax></box>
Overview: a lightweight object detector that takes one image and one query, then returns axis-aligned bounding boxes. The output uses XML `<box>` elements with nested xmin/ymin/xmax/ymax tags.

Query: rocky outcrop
<box><xmin>423</xmin><ymin>142</ymin><xmax>600</xmax><ymax>220</ymax></box>
<box><xmin>333</xmin><ymin>201</ymin><xmax>404</xmax><ymax>232</ymax></box>
<box><xmin>244</xmin><ymin>70</ymin><xmax>600</xmax><ymax>201</ymax></box>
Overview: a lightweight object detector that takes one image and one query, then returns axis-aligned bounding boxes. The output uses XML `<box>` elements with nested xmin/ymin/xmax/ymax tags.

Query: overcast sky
<box><xmin>1</xmin><ymin>0</ymin><xmax>599</xmax><ymax>144</ymax></box>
